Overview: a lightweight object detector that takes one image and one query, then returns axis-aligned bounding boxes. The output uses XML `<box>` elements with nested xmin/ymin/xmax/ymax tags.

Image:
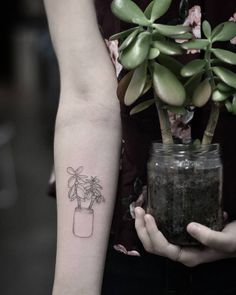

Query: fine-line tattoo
<box><xmin>67</xmin><ymin>166</ymin><xmax>105</xmax><ymax>238</ymax></box>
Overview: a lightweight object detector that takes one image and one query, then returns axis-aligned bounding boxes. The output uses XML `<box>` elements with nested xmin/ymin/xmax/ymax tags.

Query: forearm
<box><xmin>53</xmin><ymin>99</ymin><xmax>121</xmax><ymax>295</ymax></box>
<box><xmin>44</xmin><ymin>0</ymin><xmax>122</xmax><ymax>293</ymax></box>
<box><xmin>44</xmin><ymin>0</ymin><xmax>115</xmax><ymax>96</ymax></box>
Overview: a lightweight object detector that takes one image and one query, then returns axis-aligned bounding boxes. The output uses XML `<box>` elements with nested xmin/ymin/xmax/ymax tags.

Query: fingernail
<box><xmin>188</xmin><ymin>222</ymin><xmax>200</xmax><ymax>232</ymax></box>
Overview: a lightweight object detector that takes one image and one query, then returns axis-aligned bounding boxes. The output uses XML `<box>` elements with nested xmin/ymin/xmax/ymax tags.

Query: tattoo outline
<box><xmin>67</xmin><ymin>167</ymin><xmax>105</xmax><ymax>238</ymax></box>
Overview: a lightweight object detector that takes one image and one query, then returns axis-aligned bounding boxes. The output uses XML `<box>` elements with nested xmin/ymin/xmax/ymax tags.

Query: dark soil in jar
<box><xmin>147</xmin><ymin>165</ymin><xmax>223</xmax><ymax>246</ymax></box>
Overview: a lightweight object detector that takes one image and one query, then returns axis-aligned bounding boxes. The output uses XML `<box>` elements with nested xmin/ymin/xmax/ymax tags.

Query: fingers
<box><xmin>135</xmin><ymin>207</ymin><xmax>181</xmax><ymax>260</ymax></box>
<box><xmin>187</xmin><ymin>222</ymin><xmax>236</xmax><ymax>254</ymax></box>
<box><xmin>134</xmin><ymin>207</ymin><xmax>153</xmax><ymax>252</ymax></box>
<box><xmin>135</xmin><ymin>208</ymin><xmax>236</xmax><ymax>266</ymax></box>
<box><xmin>144</xmin><ymin>214</ymin><xmax>181</xmax><ymax>261</ymax></box>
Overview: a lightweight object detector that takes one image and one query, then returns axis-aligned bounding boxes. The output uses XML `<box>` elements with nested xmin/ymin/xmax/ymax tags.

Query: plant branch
<box><xmin>202</xmin><ymin>47</ymin><xmax>220</xmax><ymax>145</ymax></box>
<box><xmin>154</xmin><ymin>91</ymin><xmax>173</xmax><ymax>144</ymax></box>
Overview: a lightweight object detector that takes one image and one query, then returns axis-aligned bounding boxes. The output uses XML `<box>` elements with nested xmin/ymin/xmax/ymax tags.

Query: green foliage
<box><xmin>211</xmin><ymin>22</ymin><xmax>236</xmax><ymax>42</ymax></box>
<box><xmin>181</xmin><ymin>60</ymin><xmax>206</xmax><ymax>77</ymax></box>
<box><xmin>202</xmin><ymin>20</ymin><xmax>212</xmax><ymax>39</ymax></box>
<box><xmin>148</xmin><ymin>48</ymin><xmax>160</xmax><ymax>60</ymax></box>
<box><xmin>157</xmin><ymin>55</ymin><xmax>183</xmax><ymax>77</ymax></box>
<box><xmin>130</xmin><ymin>99</ymin><xmax>155</xmax><ymax>115</ymax></box>
<box><xmin>212</xmin><ymin>67</ymin><xmax>236</xmax><ymax>89</ymax></box>
<box><xmin>211</xmin><ymin>48</ymin><xmax>236</xmax><ymax>65</ymax></box>
<box><xmin>144</xmin><ymin>1</ymin><xmax>154</xmax><ymax>18</ymax></box>
<box><xmin>110</xmin><ymin>0</ymin><xmax>236</xmax><ymax>144</ymax></box>
<box><xmin>150</xmin><ymin>0</ymin><xmax>172</xmax><ymax>22</ymax></box>
<box><xmin>232</xmin><ymin>95</ymin><xmax>236</xmax><ymax>115</ymax></box>
<box><xmin>111</xmin><ymin>0</ymin><xmax>150</xmax><ymax>26</ymax></box>
<box><xmin>119</xmin><ymin>28</ymin><xmax>141</xmax><ymax>51</ymax></box>
<box><xmin>192</xmin><ymin>79</ymin><xmax>212</xmax><ymax>107</ymax></box>
<box><xmin>124</xmin><ymin>62</ymin><xmax>147</xmax><ymax>105</ymax></box>
<box><xmin>153</xmin><ymin>24</ymin><xmax>191</xmax><ymax>36</ymax></box>
<box><xmin>120</xmin><ymin>32</ymin><xmax>151</xmax><ymax>69</ymax></box>
<box><xmin>181</xmin><ymin>39</ymin><xmax>209</xmax><ymax>50</ymax></box>
<box><xmin>153</xmin><ymin>63</ymin><xmax>186</xmax><ymax>106</ymax></box>
<box><xmin>152</xmin><ymin>40</ymin><xmax>183</xmax><ymax>55</ymax></box>
<box><xmin>109</xmin><ymin>27</ymin><xmax>139</xmax><ymax>41</ymax></box>
<box><xmin>212</xmin><ymin>90</ymin><xmax>232</xmax><ymax>102</ymax></box>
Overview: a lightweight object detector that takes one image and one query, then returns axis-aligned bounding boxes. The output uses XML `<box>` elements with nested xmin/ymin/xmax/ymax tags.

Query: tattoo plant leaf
<box><xmin>110</xmin><ymin>0</ymin><xmax>236</xmax><ymax>145</ymax></box>
<box><xmin>67</xmin><ymin>167</ymin><xmax>104</xmax><ymax>210</ymax></box>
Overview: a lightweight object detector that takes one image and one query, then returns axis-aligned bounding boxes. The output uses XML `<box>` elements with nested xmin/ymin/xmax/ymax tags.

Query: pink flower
<box><xmin>176</xmin><ymin>5</ymin><xmax>202</xmax><ymax>55</ymax></box>
<box><xmin>183</xmin><ymin>5</ymin><xmax>201</xmax><ymax>39</ymax></box>
<box><xmin>229</xmin><ymin>13</ymin><xmax>236</xmax><ymax>45</ymax></box>
<box><xmin>105</xmin><ymin>39</ymin><xmax>123</xmax><ymax>77</ymax></box>
<box><xmin>168</xmin><ymin>112</ymin><xmax>191</xmax><ymax>143</ymax></box>
<box><xmin>113</xmin><ymin>244</ymin><xmax>141</xmax><ymax>256</ymax></box>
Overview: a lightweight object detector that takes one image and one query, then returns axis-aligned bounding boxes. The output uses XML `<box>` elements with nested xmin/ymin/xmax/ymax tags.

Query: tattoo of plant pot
<box><xmin>67</xmin><ymin>167</ymin><xmax>105</xmax><ymax>238</ymax></box>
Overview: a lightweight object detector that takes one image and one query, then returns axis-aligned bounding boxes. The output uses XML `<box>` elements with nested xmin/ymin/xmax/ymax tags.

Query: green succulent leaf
<box><xmin>217</xmin><ymin>82</ymin><xmax>233</xmax><ymax>93</ymax></box>
<box><xmin>109</xmin><ymin>27</ymin><xmax>139</xmax><ymax>41</ymax></box>
<box><xmin>181</xmin><ymin>39</ymin><xmax>209</xmax><ymax>50</ymax></box>
<box><xmin>211</xmin><ymin>48</ymin><xmax>236</xmax><ymax>65</ymax></box>
<box><xmin>153</xmin><ymin>63</ymin><xmax>186</xmax><ymax>106</ymax></box>
<box><xmin>150</xmin><ymin>0</ymin><xmax>172</xmax><ymax>22</ymax></box>
<box><xmin>153</xmin><ymin>24</ymin><xmax>191</xmax><ymax>36</ymax></box>
<box><xmin>148</xmin><ymin>48</ymin><xmax>160</xmax><ymax>59</ymax></box>
<box><xmin>144</xmin><ymin>1</ymin><xmax>154</xmax><ymax>18</ymax></box>
<box><xmin>192</xmin><ymin>79</ymin><xmax>212</xmax><ymax>107</ymax></box>
<box><xmin>142</xmin><ymin>79</ymin><xmax>153</xmax><ymax>95</ymax></box>
<box><xmin>181</xmin><ymin>59</ymin><xmax>206</xmax><ymax>77</ymax></box>
<box><xmin>212</xmin><ymin>67</ymin><xmax>236</xmax><ymax>89</ymax></box>
<box><xmin>202</xmin><ymin>20</ymin><xmax>212</xmax><ymax>39</ymax></box>
<box><xmin>184</xmin><ymin>72</ymin><xmax>203</xmax><ymax>102</ymax></box>
<box><xmin>111</xmin><ymin>0</ymin><xmax>150</xmax><ymax>26</ymax></box>
<box><xmin>167</xmin><ymin>105</ymin><xmax>187</xmax><ymax>115</ymax></box>
<box><xmin>130</xmin><ymin>99</ymin><xmax>155</xmax><ymax>115</ymax></box>
<box><xmin>232</xmin><ymin>95</ymin><xmax>236</xmax><ymax>115</ymax></box>
<box><xmin>117</xmin><ymin>71</ymin><xmax>134</xmax><ymax>102</ymax></box>
<box><xmin>157</xmin><ymin>54</ymin><xmax>183</xmax><ymax>77</ymax></box>
<box><xmin>225</xmin><ymin>100</ymin><xmax>233</xmax><ymax>113</ymax></box>
<box><xmin>124</xmin><ymin>62</ymin><xmax>147</xmax><ymax>106</ymax></box>
<box><xmin>119</xmin><ymin>28</ymin><xmax>141</xmax><ymax>51</ymax></box>
<box><xmin>192</xmin><ymin>139</ymin><xmax>202</xmax><ymax>149</ymax></box>
<box><xmin>212</xmin><ymin>21</ymin><xmax>236</xmax><ymax>42</ymax></box>
<box><xmin>152</xmin><ymin>40</ymin><xmax>183</xmax><ymax>55</ymax></box>
<box><xmin>212</xmin><ymin>89</ymin><xmax>232</xmax><ymax>102</ymax></box>
<box><xmin>169</xmin><ymin>32</ymin><xmax>193</xmax><ymax>40</ymax></box>
<box><xmin>120</xmin><ymin>32</ymin><xmax>151</xmax><ymax>69</ymax></box>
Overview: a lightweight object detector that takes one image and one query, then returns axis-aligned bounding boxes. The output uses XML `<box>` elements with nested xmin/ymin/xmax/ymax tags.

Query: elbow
<box><xmin>55</xmin><ymin>92</ymin><xmax>121</xmax><ymax>131</ymax></box>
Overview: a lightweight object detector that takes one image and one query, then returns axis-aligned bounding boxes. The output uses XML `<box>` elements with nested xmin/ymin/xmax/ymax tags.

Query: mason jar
<box><xmin>147</xmin><ymin>143</ymin><xmax>223</xmax><ymax>246</ymax></box>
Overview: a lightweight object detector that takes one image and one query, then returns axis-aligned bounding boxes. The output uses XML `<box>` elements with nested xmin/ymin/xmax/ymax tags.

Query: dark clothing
<box><xmin>95</xmin><ymin>0</ymin><xmax>236</xmax><ymax>255</ymax></box>
<box><xmin>95</xmin><ymin>1</ymin><xmax>236</xmax><ymax>294</ymax></box>
<box><xmin>102</xmin><ymin>248</ymin><xmax>236</xmax><ymax>295</ymax></box>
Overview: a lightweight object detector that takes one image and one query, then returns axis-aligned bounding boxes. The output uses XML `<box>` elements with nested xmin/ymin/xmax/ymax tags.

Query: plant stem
<box><xmin>202</xmin><ymin>47</ymin><xmax>220</xmax><ymax>145</ymax></box>
<box><xmin>89</xmin><ymin>198</ymin><xmax>95</xmax><ymax>210</ymax></box>
<box><xmin>154</xmin><ymin>90</ymin><xmax>174</xmax><ymax>144</ymax></box>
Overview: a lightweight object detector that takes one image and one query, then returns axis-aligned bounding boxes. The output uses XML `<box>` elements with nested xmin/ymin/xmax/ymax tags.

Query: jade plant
<box><xmin>67</xmin><ymin>167</ymin><xmax>104</xmax><ymax>210</ymax></box>
<box><xmin>110</xmin><ymin>0</ymin><xmax>236</xmax><ymax>145</ymax></box>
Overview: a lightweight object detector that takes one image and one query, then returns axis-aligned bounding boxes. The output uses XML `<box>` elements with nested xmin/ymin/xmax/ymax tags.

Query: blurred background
<box><xmin>0</xmin><ymin>1</ymin><xmax>58</xmax><ymax>294</ymax></box>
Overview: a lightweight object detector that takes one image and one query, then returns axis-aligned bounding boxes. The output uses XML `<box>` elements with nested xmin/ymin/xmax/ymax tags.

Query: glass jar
<box><xmin>147</xmin><ymin>143</ymin><xmax>223</xmax><ymax>246</ymax></box>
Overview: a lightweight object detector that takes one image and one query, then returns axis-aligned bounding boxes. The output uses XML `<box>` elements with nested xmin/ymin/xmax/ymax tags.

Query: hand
<box><xmin>134</xmin><ymin>207</ymin><xmax>236</xmax><ymax>267</ymax></box>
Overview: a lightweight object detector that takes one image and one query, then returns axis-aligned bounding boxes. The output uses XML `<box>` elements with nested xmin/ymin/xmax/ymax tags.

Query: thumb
<box><xmin>187</xmin><ymin>222</ymin><xmax>229</xmax><ymax>252</ymax></box>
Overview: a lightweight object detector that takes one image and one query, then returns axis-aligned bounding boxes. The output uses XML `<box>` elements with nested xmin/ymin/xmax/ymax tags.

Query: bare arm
<box><xmin>44</xmin><ymin>1</ymin><xmax>121</xmax><ymax>294</ymax></box>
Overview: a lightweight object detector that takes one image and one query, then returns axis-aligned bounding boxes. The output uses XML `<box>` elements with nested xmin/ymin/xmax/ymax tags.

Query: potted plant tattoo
<box><xmin>67</xmin><ymin>167</ymin><xmax>104</xmax><ymax>238</ymax></box>
<box><xmin>110</xmin><ymin>0</ymin><xmax>236</xmax><ymax>245</ymax></box>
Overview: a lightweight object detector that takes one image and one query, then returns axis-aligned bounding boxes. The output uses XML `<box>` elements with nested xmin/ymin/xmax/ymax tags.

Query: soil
<box><xmin>148</xmin><ymin>165</ymin><xmax>223</xmax><ymax>246</ymax></box>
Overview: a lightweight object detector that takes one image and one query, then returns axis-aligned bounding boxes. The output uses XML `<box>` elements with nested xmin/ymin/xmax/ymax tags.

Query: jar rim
<box><xmin>150</xmin><ymin>142</ymin><xmax>220</xmax><ymax>157</ymax></box>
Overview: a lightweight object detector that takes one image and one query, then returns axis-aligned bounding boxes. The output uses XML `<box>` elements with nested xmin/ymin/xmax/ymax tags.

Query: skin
<box><xmin>44</xmin><ymin>0</ymin><xmax>121</xmax><ymax>294</ymax></box>
<box><xmin>135</xmin><ymin>207</ymin><xmax>236</xmax><ymax>267</ymax></box>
